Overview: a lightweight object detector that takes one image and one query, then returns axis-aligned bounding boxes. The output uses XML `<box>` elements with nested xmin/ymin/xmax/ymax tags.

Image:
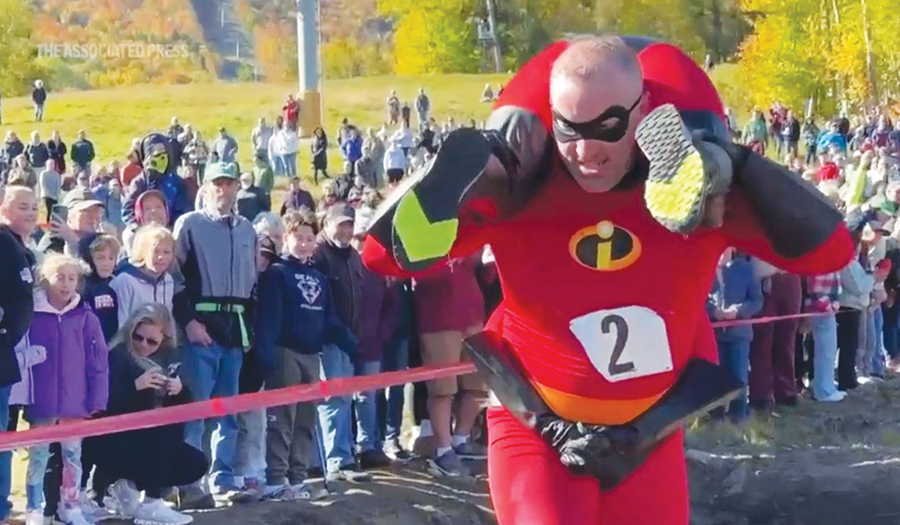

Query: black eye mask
<box><xmin>552</xmin><ymin>95</ymin><xmax>642</xmax><ymax>143</ymax></box>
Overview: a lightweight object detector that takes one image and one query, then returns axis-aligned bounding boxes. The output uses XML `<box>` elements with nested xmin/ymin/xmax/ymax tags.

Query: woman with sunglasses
<box><xmin>82</xmin><ymin>304</ymin><xmax>207</xmax><ymax>525</ymax></box>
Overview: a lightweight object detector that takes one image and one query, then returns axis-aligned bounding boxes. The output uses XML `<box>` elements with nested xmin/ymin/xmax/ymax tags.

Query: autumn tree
<box><xmin>0</xmin><ymin>0</ymin><xmax>40</xmax><ymax>96</ymax></box>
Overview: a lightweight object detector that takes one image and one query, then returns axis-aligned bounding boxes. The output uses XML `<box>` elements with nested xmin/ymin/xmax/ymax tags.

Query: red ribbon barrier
<box><xmin>0</xmin><ymin>363</ymin><xmax>476</xmax><ymax>452</ymax></box>
<box><xmin>0</xmin><ymin>311</ymin><xmax>834</xmax><ymax>452</ymax></box>
<box><xmin>710</xmin><ymin>311</ymin><xmax>829</xmax><ymax>328</ymax></box>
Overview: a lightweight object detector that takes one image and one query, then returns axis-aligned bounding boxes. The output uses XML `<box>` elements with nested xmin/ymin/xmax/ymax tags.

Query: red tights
<box><xmin>487</xmin><ymin>407</ymin><xmax>689</xmax><ymax>525</ymax></box>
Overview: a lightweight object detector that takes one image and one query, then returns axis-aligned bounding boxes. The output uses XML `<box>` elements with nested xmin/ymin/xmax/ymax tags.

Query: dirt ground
<box><xmin>8</xmin><ymin>376</ymin><xmax>900</xmax><ymax>524</ymax></box>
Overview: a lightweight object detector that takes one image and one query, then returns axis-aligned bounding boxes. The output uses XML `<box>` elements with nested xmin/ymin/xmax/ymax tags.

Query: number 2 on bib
<box><xmin>569</xmin><ymin>306</ymin><xmax>674</xmax><ymax>383</ymax></box>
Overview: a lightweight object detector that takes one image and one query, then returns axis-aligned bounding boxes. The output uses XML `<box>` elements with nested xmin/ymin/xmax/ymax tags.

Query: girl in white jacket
<box><xmin>110</xmin><ymin>225</ymin><xmax>177</xmax><ymax>327</ymax></box>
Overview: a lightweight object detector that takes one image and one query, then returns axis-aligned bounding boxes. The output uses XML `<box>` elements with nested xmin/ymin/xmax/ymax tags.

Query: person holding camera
<box><xmin>82</xmin><ymin>304</ymin><xmax>207</xmax><ymax>525</ymax></box>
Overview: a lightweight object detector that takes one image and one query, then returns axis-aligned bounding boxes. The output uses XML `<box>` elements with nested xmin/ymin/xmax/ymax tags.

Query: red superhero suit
<box><xmin>363</xmin><ymin>38</ymin><xmax>853</xmax><ymax>524</ymax></box>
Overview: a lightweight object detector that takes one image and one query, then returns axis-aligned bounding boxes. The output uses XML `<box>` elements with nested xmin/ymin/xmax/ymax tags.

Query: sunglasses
<box><xmin>552</xmin><ymin>95</ymin><xmax>643</xmax><ymax>144</ymax></box>
<box><xmin>132</xmin><ymin>333</ymin><xmax>162</xmax><ymax>347</ymax></box>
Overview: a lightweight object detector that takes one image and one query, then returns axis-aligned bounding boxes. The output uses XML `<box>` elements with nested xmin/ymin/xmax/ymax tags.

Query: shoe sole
<box><xmin>390</xmin><ymin>128</ymin><xmax>491</xmax><ymax>272</ymax></box>
<box><xmin>636</xmin><ymin>104</ymin><xmax>710</xmax><ymax>234</ymax></box>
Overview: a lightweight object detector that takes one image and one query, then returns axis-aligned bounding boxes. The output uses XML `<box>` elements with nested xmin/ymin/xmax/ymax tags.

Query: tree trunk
<box><xmin>860</xmin><ymin>0</ymin><xmax>878</xmax><ymax>104</ymax></box>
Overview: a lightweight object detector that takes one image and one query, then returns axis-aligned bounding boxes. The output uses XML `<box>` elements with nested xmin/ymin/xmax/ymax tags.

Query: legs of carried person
<box><xmin>487</xmin><ymin>407</ymin><xmax>689</xmax><ymax>525</ymax></box>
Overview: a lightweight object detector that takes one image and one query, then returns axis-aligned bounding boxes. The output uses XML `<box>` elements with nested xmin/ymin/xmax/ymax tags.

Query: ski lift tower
<box><xmin>477</xmin><ymin>0</ymin><xmax>502</xmax><ymax>73</ymax></box>
<box><xmin>296</xmin><ymin>0</ymin><xmax>323</xmax><ymax>138</ymax></box>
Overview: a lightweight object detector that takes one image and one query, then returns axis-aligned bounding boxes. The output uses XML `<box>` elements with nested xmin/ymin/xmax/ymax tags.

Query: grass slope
<box><xmin>0</xmin><ymin>74</ymin><xmax>510</xmax><ymax>179</ymax></box>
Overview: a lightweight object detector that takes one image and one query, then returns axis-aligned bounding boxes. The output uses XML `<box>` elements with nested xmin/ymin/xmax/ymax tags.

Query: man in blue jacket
<box><xmin>707</xmin><ymin>247</ymin><xmax>764</xmax><ymax>421</ymax></box>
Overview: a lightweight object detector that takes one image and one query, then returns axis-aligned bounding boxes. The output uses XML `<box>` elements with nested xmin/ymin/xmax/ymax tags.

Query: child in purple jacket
<box><xmin>25</xmin><ymin>254</ymin><xmax>109</xmax><ymax>525</ymax></box>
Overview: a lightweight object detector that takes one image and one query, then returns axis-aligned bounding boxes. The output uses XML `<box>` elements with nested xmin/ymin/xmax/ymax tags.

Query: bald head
<box><xmin>549</xmin><ymin>36</ymin><xmax>648</xmax><ymax>193</ymax></box>
<box><xmin>551</xmin><ymin>36</ymin><xmax>642</xmax><ymax>91</ymax></box>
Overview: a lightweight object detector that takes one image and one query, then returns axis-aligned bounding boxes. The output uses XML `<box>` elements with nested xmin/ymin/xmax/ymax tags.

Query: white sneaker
<box><xmin>26</xmin><ymin>510</ymin><xmax>44</xmax><ymax>525</ymax></box>
<box><xmin>258</xmin><ymin>483</ymin><xmax>288</xmax><ymax>500</ymax></box>
<box><xmin>857</xmin><ymin>377</ymin><xmax>873</xmax><ymax>385</ymax></box>
<box><xmin>107</xmin><ymin>479</ymin><xmax>141</xmax><ymax>518</ymax></box>
<box><xmin>817</xmin><ymin>391</ymin><xmax>847</xmax><ymax>402</ymax></box>
<box><xmin>80</xmin><ymin>492</ymin><xmax>118</xmax><ymax>522</ymax></box>
<box><xmin>133</xmin><ymin>499</ymin><xmax>193</xmax><ymax>525</ymax></box>
<box><xmin>57</xmin><ymin>507</ymin><xmax>91</xmax><ymax>525</ymax></box>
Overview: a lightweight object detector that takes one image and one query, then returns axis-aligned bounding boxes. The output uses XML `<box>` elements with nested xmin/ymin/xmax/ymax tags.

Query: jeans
<box><xmin>716</xmin><ymin>339</ymin><xmax>750</xmax><ymax>418</ymax></box>
<box><xmin>317</xmin><ymin>345</ymin><xmax>355</xmax><ymax>472</ymax></box>
<box><xmin>34</xmin><ymin>103</ymin><xmax>44</xmax><ymax>122</ymax></box>
<box><xmin>353</xmin><ymin>360</ymin><xmax>382</xmax><ymax>453</ymax></box>
<box><xmin>181</xmin><ymin>343</ymin><xmax>243</xmax><ymax>491</ymax></box>
<box><xmin>872</xmin><ymin>306</ymin><xmax>887</xmax><ymax>375</ymax></box>
<box><xmin>235</xmin><ymin>410</ymin><xmax>266</xmax><ymax>484</ymax></box>
<box><xmin>810</xmin><ymin>314</ymin><xmax>840</xmax><ymax>400</ymax></box>
<box><xmin>283</xmin><ymin>152</ymin><xmax>298</xmax><ymax>177</ymax></box>
<box><xmin>0</xmin><ymin>386</ymin><xmax>11</xmax><ymax>521</ymax></box>
<box><xmin>272</xmin><ymin>155</ymin><xmax>286</xmax><ymax>177</ymax></box>
<box><xmin>26</xmin><ymin>421</ymin><xmax>81</xmax><ymax>513</ymax></box>
<box><xmin>379</xmin><ymin>337</ymin><xmax>409</xmax><ymax>442</ymax></box>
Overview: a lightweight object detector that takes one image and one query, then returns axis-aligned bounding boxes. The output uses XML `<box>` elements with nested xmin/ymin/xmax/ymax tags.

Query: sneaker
<box><xmin>80</xmin><ymin>493</ymin><xmax>118</xmax><ymax>522</ymax></box>
<box><xmin>176</xmin><ymin>484</ymin><xmax>216</xmax><ymax>511</ymax></box>
<box><xmin>107</xmin><ymin>479</ymin><xmax>141</xmax><ymax>518</ymax></box>
<box><xmin>857</xmin><ymin>376</ymin><xmax>873</xmax><ymax>385</ymax></box>
<box><xmin>258</xmin><ymin>483</ymin><xmax>288</xmax><ymax>501</ymax></box>
<box><xmin>133</xmin><ymin>499</ymin><xmax>193</xmax><ymax>525</ymax></box>
<box><xmin>26</xmin><ymin>510</ymin><xmax>44</xmax><ymax>525</ymax></box>
<box><xmin>816</xmin><ymin>391</ymin><xmax>847</xmax><ymax>402</ymax></box>
<box><xmin>325</xmin><ymin>464</ymin><xmax>372</xmax><ymax>483</ymax></box>
<box><xmin>383</xmin><ymin>439</ymin><xmax>414</xmax><ymax>462</ymax></box>
<box><xmin>453</xmin><ymin>441</ymin><xmax>487</xmax><ymax>460</ymax></box>
<box><xmin>428</xmin><ymin>450</ymin><xmax>470</xmax><ymax>477</ymax></box>
<box><xmin>359</xmin><ymin>449</ymin><xmax>392</xmax><ymax>470</ymax></box>
<box><xmin>281</xmin><ymin>483</ymin><xmax>312</xmax><ymax>501</ymax></box>
<box><xmin>56</xmin><ymin>508</ymin><xmax>91</xmax><ymax>525</ymax></box>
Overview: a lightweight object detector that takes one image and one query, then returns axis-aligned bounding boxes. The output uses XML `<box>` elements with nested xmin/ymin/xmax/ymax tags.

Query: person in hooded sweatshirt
<box><xmin>122</xmin><ymin>132</ymin><xmax>189</xmax><ymax>229</ymax></box>
<box><xmin>110</xmin><ymin>225</ymin><xmax>177</xmax><ymax>327</ymax></box>
<box><xmin>122</xmin><ymin>190</ymin><xmax>169</xmax><ymax>257</ymax></box>
<box><xmin>24</xmin><ymin>254</ymin><xmax>109</xmax><ymax>525</ymax></box>
<box><xmin>82</xmin><ymin>234</ymin><xmax>121</xmax><ymax>342</ymax></box>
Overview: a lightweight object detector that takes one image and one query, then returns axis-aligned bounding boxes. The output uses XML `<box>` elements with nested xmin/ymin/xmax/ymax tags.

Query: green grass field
<box><xmin>0</xmin><ymin>74</ymin><xmax>511</xmax><ymax>184</ymax></box>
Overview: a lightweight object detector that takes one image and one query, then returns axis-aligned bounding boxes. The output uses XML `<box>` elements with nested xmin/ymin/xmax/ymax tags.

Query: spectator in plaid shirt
<box><xmin>805</xmin><ymin>271</ymin><xmax>845</xmax><ymax>402</ymax></box>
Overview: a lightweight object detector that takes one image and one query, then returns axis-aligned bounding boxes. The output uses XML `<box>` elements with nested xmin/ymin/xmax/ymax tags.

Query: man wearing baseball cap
<box><xmin>312</xmin><ymin>204</ymin><xmax>389</xmax><ymax>480</ymax></box>
<box><xmin>37</xmin><ymin>186</ymin><xmax>104</xmax><ymax>259</ymax></box>
<box><xmin>172</xmin><ymin>161</ymin><xmax>258</xmax><ymax>505</ymax></box>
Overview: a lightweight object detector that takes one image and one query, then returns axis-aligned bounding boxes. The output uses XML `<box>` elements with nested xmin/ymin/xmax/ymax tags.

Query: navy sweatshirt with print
<box><xmin>254</xmin><ymin>255</ymin><xmax>356</xmax><ymax>370</ymax></box>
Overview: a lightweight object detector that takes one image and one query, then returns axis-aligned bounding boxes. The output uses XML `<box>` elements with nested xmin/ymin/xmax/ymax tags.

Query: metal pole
<box><xmin>221</xmin><ymin>7</ymin><xmax>225</xmax><ymax>27</ymax></box>
<box><xmin>485</xmin><ymin>0</ymin><xmax>502</xmax><ymax>73</ymax></box>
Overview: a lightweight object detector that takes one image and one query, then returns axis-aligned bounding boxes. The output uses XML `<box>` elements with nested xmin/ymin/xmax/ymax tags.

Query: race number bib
<box><xmin>569</xmin><ymin>306</ymin><xmax>673</xmax><ymax>383</ymax></box>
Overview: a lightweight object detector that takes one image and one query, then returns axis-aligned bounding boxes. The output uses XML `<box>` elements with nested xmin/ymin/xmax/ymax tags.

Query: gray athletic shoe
<box><xmin>428</xmin><ymin>450</ymin><xmax>470</xmax><ymax>477</ymax></box>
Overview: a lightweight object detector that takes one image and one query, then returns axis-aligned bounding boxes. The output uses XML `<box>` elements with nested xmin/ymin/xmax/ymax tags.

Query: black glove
<box><xmin>535</xmin><ymin>414</ymin><xmax>651</xmax><ymax>492</ymax></box>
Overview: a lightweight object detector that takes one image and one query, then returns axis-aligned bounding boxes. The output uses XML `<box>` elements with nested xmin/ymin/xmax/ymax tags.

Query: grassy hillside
<box><xmin>0</xmin><ymin>73</ymin><xmax>510</xmax><ymax>181</ymax></box>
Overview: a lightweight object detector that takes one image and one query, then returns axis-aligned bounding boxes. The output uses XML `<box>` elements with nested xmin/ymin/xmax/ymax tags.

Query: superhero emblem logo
<box><xmin>568</xmin><ymin>220</ymin><xmax>641</xmax><ymax>271</ymax></box>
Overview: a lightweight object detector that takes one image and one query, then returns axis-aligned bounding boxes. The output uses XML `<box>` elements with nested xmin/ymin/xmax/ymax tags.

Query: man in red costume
<box><xmin>362</xmin><ymin>35</ymin><xmax>853</xmax><ymax>524</ymax></box>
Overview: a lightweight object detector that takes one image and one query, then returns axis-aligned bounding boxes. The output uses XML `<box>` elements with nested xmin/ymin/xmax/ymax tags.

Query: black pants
<box><xmin>313</xmin><ymin>168</ymin><xmax>328</xmax><ymax>185</ymax></box>
<box><xmin>837</xmin><ymin>308</ymin><xmax>861</xmax><ymax>391</ymax></box>
<box><xmin>43</xmin><ymin>198</ymin><xmax>56</xmax><ymax>221</ymax></box>
<box><xmin>883</xmin><ymin>302</ymin><xmax>900</xmax><ymax>359</ymax></box>
<box><xmin>83</xmin><ymin>425</ymin><xmax>208</xmax><ymax>499</ymax></box>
